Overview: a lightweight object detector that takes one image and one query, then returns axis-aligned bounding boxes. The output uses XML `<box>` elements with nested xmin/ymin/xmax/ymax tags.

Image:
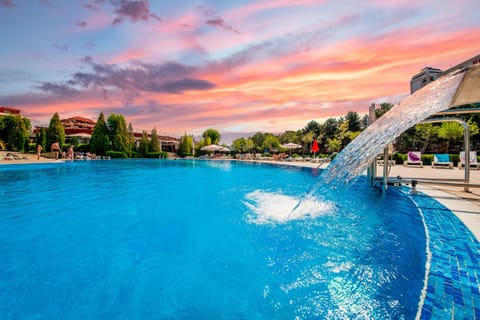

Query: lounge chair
<box><xmin>432</xmin><ymin>154</ymin><xmax>453</xmax><ymax>169</ymax></box>
<box><xmin>458</xmin><ymin>151</ymin><xmax>479</xmax><ymax>169</ymax></box>
<box><xmin>404</xmin><ymin>151</ymin><xmax>423</xmax><ymax>167</ymax></box>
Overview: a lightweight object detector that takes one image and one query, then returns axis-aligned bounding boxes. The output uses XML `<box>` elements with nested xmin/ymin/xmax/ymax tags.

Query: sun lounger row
<box><xmin>0</xmin><ymin>152</ymin><xmax>27</xmax><ymax>161</ymax></box>
<box><xmin>403</xmin><ymin>151</ymin><xmax>479</xmax><ymax>169</ymax></box>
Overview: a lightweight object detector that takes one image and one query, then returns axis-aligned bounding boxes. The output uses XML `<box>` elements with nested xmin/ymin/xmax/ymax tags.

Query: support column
<box><xmin>464</xmin><ymin>124</ymin><xmax>470</xmax><ymax>192</ymax></box>
<box><xmin>383</xmin><ymin>146</ymin><xmax>389</xmax><ymax>194</ymax></box>
<box><xmin>367</xmin><ymin>104</ymin><xmax>377</xmax><ymax>186</ymax></box>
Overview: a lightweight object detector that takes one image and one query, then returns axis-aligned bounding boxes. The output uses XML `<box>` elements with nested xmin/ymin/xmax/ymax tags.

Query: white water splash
<box><xmin>244</xmin><ymin>190</ymin><xmax>334</xmax><ymax>224</ymax></box>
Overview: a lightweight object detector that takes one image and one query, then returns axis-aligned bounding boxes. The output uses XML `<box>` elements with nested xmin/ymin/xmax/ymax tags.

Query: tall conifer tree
<box><xmin>90</xmin><ymin>112</ymin><xmax>109</xmax><ymax>155</ymax></box>
<box><xmin>46</xmin><ymin>112</ymin><xmax>65</xmax><ymax>151</ymax></box>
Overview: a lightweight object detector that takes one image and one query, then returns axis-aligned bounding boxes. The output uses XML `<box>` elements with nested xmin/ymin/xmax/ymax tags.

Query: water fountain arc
<box><xmin>320</xmin><ymin>64</ymin><xmax>480</xmax><ymax>191</ymax></box>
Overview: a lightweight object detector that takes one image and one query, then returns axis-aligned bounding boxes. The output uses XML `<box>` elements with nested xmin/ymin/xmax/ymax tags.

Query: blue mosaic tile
<box><xmin>405</xmin><ymin>188</ymin><xmax>480</xmax><ymax>319</ymax></box>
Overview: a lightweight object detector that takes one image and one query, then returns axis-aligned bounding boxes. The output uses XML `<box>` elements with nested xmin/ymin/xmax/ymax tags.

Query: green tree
<box><xmin>375</xmin><ymin>103</ymin><xmax>394</xmax><ymax>119</ymax></box>
<box><xmin>71</xmin><ymin>136</ymin><xmax>79</xmax><ymax>148</ymax></box>
<box><xmin>149</xmin><ymin>127</ymin><xmax>161</xmax><ymax>153</ymax></box>
<box><xmin>302</xmin><ymin>131</ymin><xmax>314</xmax><ymax>155</ymax></box>
<box><xmin>127</xmin><ymin>123</ymin><xmax>135</xmax><ymax>155</ymax></box>
<box><xmin>202</xmin><ymin>128</ymin><xmax>221</xmax><ymax>145</ymax></box>
<box><xmin>90</xmin><ymin>112</ymin><xmax>110</xmax><ymax>155</ymax></box>
<box><xmin>139</xmin><ymin>131</ymin><xmax>149</xmax><ymax>155</ymax></box>
<box><xmin>178</xmin><ymin>133</ymin><xmax>193</xmax><ymax>156</ymax></box>
<box><xmin>415</xmin><ymin>123</ymin><xmax>438</xmax><ymax>153</ymax></box>
<box><xmin>46</xmin><ymin>112</ymin><xmax>65</xmax><ymax>151</ymax></box>
<box><xmin>323</xmin><ymin>118</ymin><xmax>339</xmax><ymax>140</ymax></box>
<box><xmin>245</xmin><ymin>138</ymin><xmax>255</xmax><ymax>152</ymax></box>
<box><xmin>232</xmin><ymin>137</ymin><xmax>246</xmax><ymax>153</ymax></box>
<box><xmin>0</xmin><ymin>115</ymin><xmax>30</xmax><ymax>151</ymax></box>
<box><xmin>40</xmin><ymin>127</ymin><xmax>47</xmax><ymax>151</ymax></box>
<box><xmin>107</xmin><ymin>114</ymin><xmax>130</xmax><ymax>154</ymax></box>
<box><xmin>438</xmin><ymin>122</ymin><xmax>464</xmax><ymax>153</ymax></box>
<box><xmin>467</xmin><ymin>118</ymin><xmax>480</xmax><ymax>137</ymax></box>
<box><xmin>327</xmin><ymin>137</ymin><xmax>342</xmax><ymax>152</ymax></box>
<box><xmin>302</xmin><ymin>120</ymin><xmax>321</xmax><ymax>137</ymax></box>
<box><xmin>250</xmin><ymin>132</ymin><xmax>266</xmax><ymax>151</ymax></box>
<box><xmin>345</xmin><ymin>111</ymin><xmax>361</xmax><ymax>132</ymax></box>
<box><xmin>279</xmin><ymin>130</ymin><xmax>301</xmax><ymax>144</ymax></box>
<box><xmin>263</xmin><ymin>134</ymin><xmax>280</xmax><ymax>153</ymax></box>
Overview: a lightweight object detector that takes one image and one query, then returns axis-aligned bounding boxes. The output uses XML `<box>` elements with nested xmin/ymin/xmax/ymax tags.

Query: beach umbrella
<box><xmin>201</xmin><ymin>144</ymin><xmax>230</xmax><ymax>156</ymax></box>
<box><xmin>311</xmin><ymin>138</ymin><xmax>320</xmax><ymax>158</ymax></box>
<box><xmin>280</xmin><ymin>142</ymin><xmax>302</xmax><ymax>156</ymax></box>
<box><xmin>201</xmin><ymin>144</ymin><xmax>224</xmax><ymax>152</ymax></box>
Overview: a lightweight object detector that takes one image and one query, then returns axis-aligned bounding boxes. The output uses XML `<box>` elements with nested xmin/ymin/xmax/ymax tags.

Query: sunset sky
<box><xmin>0</xmin><ymin>0</ymin><xmax>479</xmax><ymax>142</ymax></box>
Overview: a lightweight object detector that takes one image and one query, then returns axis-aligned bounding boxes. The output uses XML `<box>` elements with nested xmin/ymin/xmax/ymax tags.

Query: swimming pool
<box><xmin>0</xmin><ymin>160</ymin><xmax>475</xmax><ymax>318</ymax></box>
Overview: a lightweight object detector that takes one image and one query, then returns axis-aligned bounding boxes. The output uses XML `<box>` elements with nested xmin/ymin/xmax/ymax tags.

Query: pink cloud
<box><xmin>6</xmin><ymin>3</ymin><xmax>480</xmax><ymax>138</ymax></box>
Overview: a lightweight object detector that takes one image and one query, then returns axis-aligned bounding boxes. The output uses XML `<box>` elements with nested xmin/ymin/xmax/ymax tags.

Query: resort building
<box><xmin>410</xmin><ymin>66</ymin><xmax>443</xmax><ymax>94</ymax></box>
<box><xmin>0</xmin><ymin>106</ymin><xmax>22</xmax><ymax>116</ymax></box>
<box><xmin>62</xmin><ymin>116</ymin><xmax>96</xmax><ymax>144</ymax></box>
<box><xmin>410</xmin><ymin>54</ymin><xmax>480</xmax><ymax>94</ymax></box>
<box><xmin>442</xmin><ymin>53</ymin><xmax>480</xmax><ymax>76</ymax></box>
<box><xmin>132</xmin><ymin>132</ymin><xmax>180</xmax><ymax>152</ymax></box>
<box><xmin>32</xmin><ymin>114</ymin><xmax>180</xmax><ymax>152</ymax></box>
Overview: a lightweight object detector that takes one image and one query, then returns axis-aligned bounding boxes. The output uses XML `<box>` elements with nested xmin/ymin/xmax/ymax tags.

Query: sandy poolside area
<box><xmin>0</xmin><ymin>151</ymin><xmax>61</xmax><ymax>165</ymax></box>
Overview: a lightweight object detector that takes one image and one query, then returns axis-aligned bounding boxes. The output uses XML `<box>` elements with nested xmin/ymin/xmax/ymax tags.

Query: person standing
<box><xmin>36</xmin><ymin>144</ymin><xmax>43</xmax><ymax>160</ymax></box>
<box><xmin>67</xmin><ymin>145</ymin><xmax>74</xmax><ymax>160</ymax></box>
<box><xmin>51</xmin><ymin>141</ymin><xmax>61</xmax><ymax>160</ymax></box>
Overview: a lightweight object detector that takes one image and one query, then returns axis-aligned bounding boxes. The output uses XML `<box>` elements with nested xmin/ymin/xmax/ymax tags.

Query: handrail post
<box><xmin>419</xmin><ymin>117</ymin><xmax>470</xmax><ymax>192</ymax></box>
<box><xmin>464</xmin><ymin>123</ymin><xmax>470</xmax><ymax>192</ymax></box>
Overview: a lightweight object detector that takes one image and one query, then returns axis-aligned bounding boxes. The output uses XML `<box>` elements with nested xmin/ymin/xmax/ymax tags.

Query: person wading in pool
<box><xmin>51</xmin><ymin>141</ymin><xmax>61</xmax><ymax>160</ymax></box>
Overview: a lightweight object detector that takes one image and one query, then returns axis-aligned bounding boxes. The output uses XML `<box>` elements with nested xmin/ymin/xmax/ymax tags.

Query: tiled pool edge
<box><xmin>408</xmin><ymin>186</ymin><xmax>480</xmax><ymax>320</ymax></box>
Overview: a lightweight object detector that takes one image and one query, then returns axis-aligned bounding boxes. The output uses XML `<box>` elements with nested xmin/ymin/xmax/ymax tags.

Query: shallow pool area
<box><xmin>0</xmin><ymin>159</ymin><xmax>477</xmax><ymax>319</ymax></box>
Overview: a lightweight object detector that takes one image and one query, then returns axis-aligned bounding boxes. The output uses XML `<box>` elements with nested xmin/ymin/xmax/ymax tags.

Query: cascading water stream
<box><xmin>290</xmin><ymin>69</ymin><xmax>465</xmax><ymax>216</ymax></box>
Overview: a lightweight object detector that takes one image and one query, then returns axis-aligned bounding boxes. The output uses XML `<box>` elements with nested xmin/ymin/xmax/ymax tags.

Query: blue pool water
<box><xmin>0</xmin><ymin>159</ymin><xmax>452</xmax><ymax>319</ymax></box>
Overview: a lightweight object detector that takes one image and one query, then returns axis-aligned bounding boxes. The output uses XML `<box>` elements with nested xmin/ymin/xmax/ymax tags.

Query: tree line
<box><xmin>177</xmin><ymin>103</ymin><xmax>480</xmax><ymax>158</ymax></box>
<box><xmin>0</xmin><ymin>111</ymin><xmax>166</xmax><ymax>158</ymax></box>
<box><xmin>2</xmin><ymin>102</ymin><xmax>479</xmax><ymax>158</ymax></box>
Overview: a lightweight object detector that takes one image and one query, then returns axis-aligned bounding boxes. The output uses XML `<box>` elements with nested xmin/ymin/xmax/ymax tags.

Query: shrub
<box><xmin>27</xmin><ymin>143</ymin><xmax>36</xmax><ymax>153</ymax></box>
<box><xmin>392</xmin><ymin>153</ymin><xmax>406</xmax><ymax>164</ymax></box>
<box><xmin>449</xmin><ymin>154</ymin><xmax>460</xmax><ymax>166</ymax></box>
<box><xmin>421</xmin><ymin>154</ymin><xmax>434</xmax><ymax>165</ymax></box>
<box><xmin>145</xmin><ymin>151</ymin><xmax>168</xmax><ymax>159</ymax></box>
<box><xmin>106</xmin><ymin>150</ymin><xmax>128</xmax><ymax>158</ymax></box>
<box><xmin>129</xmin><ymin>151</ymin><xmax>142</xmax><ymax>158</ymax></box>
<box><xmin>77</xmin><ymin>144</ymin><xmax>90</xmax><ymax>153</ymax></box>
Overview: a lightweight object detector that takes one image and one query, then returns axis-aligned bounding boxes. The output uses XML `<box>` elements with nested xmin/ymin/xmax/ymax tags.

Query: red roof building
<box><xmin>0</xmin><ymin>106</ymin><xmax>22</xmax><ymax>116</ymax></box>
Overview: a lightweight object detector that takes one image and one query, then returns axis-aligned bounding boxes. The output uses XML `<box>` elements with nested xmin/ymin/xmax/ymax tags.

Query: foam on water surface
<box><xmin>244</xmin><ymin>190</ymin><xmax>334</xmax><ymax>224</ymax></box>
